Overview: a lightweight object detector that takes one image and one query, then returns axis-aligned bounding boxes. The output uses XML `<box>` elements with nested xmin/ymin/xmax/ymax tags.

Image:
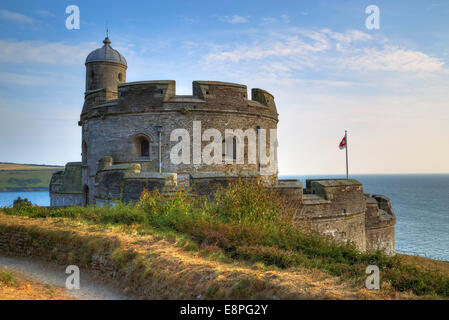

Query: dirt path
<box><xmin>0</xmin><ymin>256</ymin><xmax>133</xmax><ymax>300</ymax></box>
<box><xmin>0</xmin><ymin>265</ymin><xmax>72</xmax><ymax>300</ymax></box>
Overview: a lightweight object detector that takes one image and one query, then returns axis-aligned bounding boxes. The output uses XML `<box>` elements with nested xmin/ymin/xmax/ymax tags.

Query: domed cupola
<box><xmin>85</xmin><ymin>37</ymin><xmax>127</xmax><ymax>66</ymax></box>
<box><xmin>85</xmin><ymin>37</ymin><xmax>127</xmax><ymax>92</ymax></box>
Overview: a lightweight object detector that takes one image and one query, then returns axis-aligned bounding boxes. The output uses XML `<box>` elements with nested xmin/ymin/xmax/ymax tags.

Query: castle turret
<box><xmin>85</xmin><ymin>37</ymin><xmax>127</xmax><ymax>93</ymax></box>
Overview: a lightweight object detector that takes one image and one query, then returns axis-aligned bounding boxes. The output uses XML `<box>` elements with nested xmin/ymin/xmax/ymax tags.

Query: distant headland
<box><xmin>0</xmin><ymin>162</ymin><xmax>63</xmax><ymax>192</ymax></box>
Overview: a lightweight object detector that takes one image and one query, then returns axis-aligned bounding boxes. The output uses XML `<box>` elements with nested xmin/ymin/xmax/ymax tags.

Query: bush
<box><xmin>0</xmin><ymin>272</ymin><xmax>17</xmax><ymax>287</ymax></box>
<box><xmin>13</xmin><ymin>197</ymin><xmax>33</xmax><ymax>209</ymax></box>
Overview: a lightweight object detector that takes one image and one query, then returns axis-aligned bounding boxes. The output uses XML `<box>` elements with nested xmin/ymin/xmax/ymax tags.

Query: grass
<box><xmin>0</xmin><ymin>271</ymin><xmax>17</xmax><ymax>287</ymax></box>
<box><xmin>2</xmin><ymin>178</ymin><xmax>449</xmax><ymax>298</ymax></box>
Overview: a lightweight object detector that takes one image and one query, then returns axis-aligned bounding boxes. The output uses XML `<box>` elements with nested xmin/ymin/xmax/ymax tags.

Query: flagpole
<box><xmin>345</xmin><ymin>130</ymin><xmax>349</xmax><ymax>179</ymax></box>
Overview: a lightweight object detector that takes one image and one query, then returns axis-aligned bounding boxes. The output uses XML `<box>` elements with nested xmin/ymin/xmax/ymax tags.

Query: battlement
<box><xmin>306</xmin><ymin>179</ymin><xmax>366</xmax><ymax>215</ymax></box>
<box><xmin>115</xmin><ymin>80</ymin><xmax>274</xmax><ymax>106</ymax></box>
<box><xmin>80</xmin><ymin>80</ymin><xmax>278</xmax><ymax>121</ymax></box>
<box><xmin>192</xmin><ymin>81</ymin><xmax>247</xmax><ymax>104</ymax></box>
<box><xmin>251</xmin><ymin>88</ymin><xmax>276</xmax><ymax>108</ymax></box>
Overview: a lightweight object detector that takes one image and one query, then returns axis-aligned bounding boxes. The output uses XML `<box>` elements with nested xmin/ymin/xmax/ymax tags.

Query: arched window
<box><xmin>118</xmin><ymin>72</ymin><xmax>122</xmax><ymax>81</ymax></box>
<box><xmin>141</xmin><ymin>139</ymin><xmax>149</xmax><ymax>157</ymax></box>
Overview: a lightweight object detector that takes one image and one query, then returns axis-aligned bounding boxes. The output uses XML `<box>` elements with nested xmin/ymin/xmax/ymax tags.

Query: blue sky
<box><xmin>1</xmin><ymin>0</ymin><xmax>449</xmax><ymax>174</ymax></box>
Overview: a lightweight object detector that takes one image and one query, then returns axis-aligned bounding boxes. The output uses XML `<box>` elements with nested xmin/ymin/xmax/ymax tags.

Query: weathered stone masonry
<box><xmin>50</xmin><ymin>37</ymin><xmax>396</xmax><ymax>254</ymax></box>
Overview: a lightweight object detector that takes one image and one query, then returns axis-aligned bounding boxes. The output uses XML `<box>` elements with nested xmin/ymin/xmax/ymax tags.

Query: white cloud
<box><xmin>35</xmin><ymin>10</ymin><xmax>55</xmax><ymax>18</ymax></box>
<box><xmin>261</xmin><ymin>15</ymin><xmax>290</xmax><ymax>24</ymax></box>
<box><xmin>341</xmin><ymin>46</ymin><xmax>445</xmax><ymax>72</ymax></box>
<box><xmin>220</xmin><ymin>15</ymin><xmax>249</xmax><ymax>24</ymax></box>
<box><xmin>0</xmin><ymin>9</ymin><xmax>34</xmax><ymax>24</ymax></box>
<box><xmin>0</xmin><ymin>70</ymin><xmax>83</xmax><ymax>87</ymax></box>
<box><xmin>0</xmin><ymin>40</ymin><xmax>97</xmax><ymax>65</ymax></box>
<box><xmin>261</xmin><ymin>17</ymin><xmax>277</xmax><ymax>24</ymax></box>
<box><xmin>322</xmin><ymin>29</ymin><xmax>373</xmax><ymax>44</ymax></box>
<box><xmin>280</xmin><ymin>14</ymin><xmax>290</xmax><ymax>23</ymax></box>
<box><xmin>204</xmin><ymin>34</ymin><xmax>329</xmax><ymax>63</ymax></box>
<box><xmin>201</xmin><ymin>28</ymin><xmax>445</xmax><ymax>77</ymax></box>
<box><xmin>0</xmin><ymin>71</ymin><xmax>51</xmax><ymax>86</ymax></box>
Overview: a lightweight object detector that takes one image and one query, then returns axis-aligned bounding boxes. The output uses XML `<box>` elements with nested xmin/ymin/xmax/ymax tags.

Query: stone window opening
<box><xmin>82</xmin><ymin>141</ymin><xmax>88</xmax><ymax>164</ymax></box>
<box><xmin>83</xmin><ymin>185</ymin><xmax>89</xmax><ymax>206</ymax></box>
<box><xmin>134</xmin><ymin>135</ymin><xmax>151</xmax><ymax>159</ymax></box>
<box><xmin>118</xmin><ymin>72</ymin><xmax>122</xmax><ymax>81</ymax></box>
<box><xmin>222</xmin><ymin>136</ymin><xmax>238</xmax><ymax>161</ymax></box>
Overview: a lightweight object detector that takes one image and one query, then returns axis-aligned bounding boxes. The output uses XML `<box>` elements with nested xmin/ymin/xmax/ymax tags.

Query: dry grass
<box><xmin>0</xmin><ymin>213</ymin><xmax>420</xmax><ymax>300</ymax></box>
<box><xmin>0</xmin><ymin>267</ymin><xmax>73</xmax><ymax>300</ymax></box>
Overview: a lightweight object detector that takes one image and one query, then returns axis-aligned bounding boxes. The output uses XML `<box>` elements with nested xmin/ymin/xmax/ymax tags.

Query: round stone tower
<box><xmin>81</xmin><ymin>36</ymin><xmax>128</xmax><ymax>205</ymax></box>
<box><xmin>85</xmin><ymin>37</ymin><xmax>127</xmax><ymax>92</ymax></box>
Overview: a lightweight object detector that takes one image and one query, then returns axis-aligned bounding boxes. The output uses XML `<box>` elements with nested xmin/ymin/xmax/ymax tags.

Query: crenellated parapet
<box><xmin>80</xmin><ymin>80</ymin><xmax>278</xmax><ymax>123</ymax></box>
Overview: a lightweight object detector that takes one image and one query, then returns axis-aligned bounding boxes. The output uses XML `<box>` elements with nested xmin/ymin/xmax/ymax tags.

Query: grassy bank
<box><xmin>2</xmin><ymin>179</ymin><xmax>449</xmax><ymax>299</ymax></box>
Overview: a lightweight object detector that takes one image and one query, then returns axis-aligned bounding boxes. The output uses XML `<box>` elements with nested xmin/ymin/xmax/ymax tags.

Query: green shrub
<box><xmin>0</xmin><ymin>272</ymin><xmax>17</xmax><ymax>287</ymax></box>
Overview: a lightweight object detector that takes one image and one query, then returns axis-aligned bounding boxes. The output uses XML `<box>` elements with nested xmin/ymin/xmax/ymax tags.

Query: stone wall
<box><xmin>365</xmin><ymin>195</ymin><xmax>396</xmax><ymax>255</ymax></box>
<box><xmin>295</xmin><ymin>180</ymin><xmax>369</xmax><ymax>252</ymax></box>
<box><xmin>50</xmin><ymin>193</ymin><xmax>82</xmax><ymax>207</ymax></box>
<box><xmin>0</xmin><ymin>224</ymin><xmax>121</xmax><ymax>285</ymax></box>
<box><xmin>189</xmin><ymin>171</ymin><xmax>259</xmax><ymax>197</ymax></box>
<box><xmin>366</xmin><ymin>225</ymin><xmax>395</xmax><ymax>256</ymax></box>
<box><xmin>50</xmin><ymin>162</ymin><xmax>83</xmax><ymax>206</ymax></box>
<box><xmin>94</xmin><ymin>161</ymin><xmax>177</xmax><ymax>204</ymax></box>
<box><xmin>85</xmin><ymin>61</ymin><xmax>126</xmax><ymax>92</ymax></box>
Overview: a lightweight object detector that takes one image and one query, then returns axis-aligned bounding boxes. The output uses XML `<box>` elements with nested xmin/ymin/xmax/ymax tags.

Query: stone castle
<box><xmin>50</xmin><ymin>37</ymin><xmax>396</xmax><ymax>254</ymax></box>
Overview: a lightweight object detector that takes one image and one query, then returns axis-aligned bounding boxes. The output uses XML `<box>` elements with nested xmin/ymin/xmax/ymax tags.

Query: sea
<box><xmin>1</xmin><ymin>174</ymin><xmax>448</xmax><ymax>262</ymax></box>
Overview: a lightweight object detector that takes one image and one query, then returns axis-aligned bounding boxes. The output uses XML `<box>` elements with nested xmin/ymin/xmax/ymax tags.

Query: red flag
<box><xmin>339</xmin><ymin>135</ymin><xmax>347</xmax><ymax>150</ymax></box>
